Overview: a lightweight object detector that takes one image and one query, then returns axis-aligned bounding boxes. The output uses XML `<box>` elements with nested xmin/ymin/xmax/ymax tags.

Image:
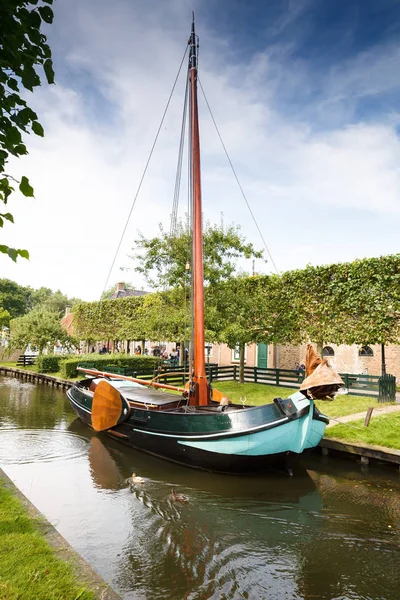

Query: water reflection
<box><xmin>0</xmin><ymin>376</ymin><xmax>72</xmax><ymax>430</ymax></box>
<box><xmin>0</xmin><ymin>429</ymin><xmax>89</xmax><ymax>464</ymax></box>
<box><xmin>1</xmin><ymin>376</ymin><xmax>400</xmax><ymax>600</ymax></box>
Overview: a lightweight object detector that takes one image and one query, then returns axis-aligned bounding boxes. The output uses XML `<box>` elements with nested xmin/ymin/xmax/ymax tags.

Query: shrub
<box><xmin>60</xmin><ymin>354</ymin><xmax>161</xmax><ymax>379</ymax></box>
<box><xmin>36</xmin><ymin>354</ymin><xmax>62</xmax><ymax>373</ymax></box>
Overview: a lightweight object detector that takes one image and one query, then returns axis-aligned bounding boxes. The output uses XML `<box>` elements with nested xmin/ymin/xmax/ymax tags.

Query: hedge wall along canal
<box><xmin>36</xmin><ymin>354</ymin><xmax>67</xmax><ymax>373</ymax></box>
<box><xmin>70</xmin><ymin>255</ymin><xmax>400</xmax><ymax>352</ymax></box>
<box><xmin>60</xmin><ymin>354</ymin><xmax>161</xmax><ymax>379</ymax></box>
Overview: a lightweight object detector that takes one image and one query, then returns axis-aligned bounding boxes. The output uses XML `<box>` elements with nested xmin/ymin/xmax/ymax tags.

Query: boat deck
<box><xmin>117</xmin><ymin>385</ymin><xmax>182</xmax><ymax>407</ymax></box>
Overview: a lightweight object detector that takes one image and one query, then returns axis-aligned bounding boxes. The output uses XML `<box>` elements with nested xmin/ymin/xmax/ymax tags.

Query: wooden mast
<box><xmin>189</xmin><ymin>15</ymin><xmax>208</xmax><ymax>406</ymax></box>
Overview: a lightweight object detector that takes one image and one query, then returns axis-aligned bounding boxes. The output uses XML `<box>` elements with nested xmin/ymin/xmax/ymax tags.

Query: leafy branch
<box><xmin>0</xmin><ymin>0</ymin><xmax>55</xmax><ymax>260</ymax></box>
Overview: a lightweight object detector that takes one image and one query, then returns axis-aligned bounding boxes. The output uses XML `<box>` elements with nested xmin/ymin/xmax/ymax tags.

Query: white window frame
<box><xmin>232</xmin><ymin>344</ymin><xmax>247</xmax><ymax>363</ymax></box>
<box><xmin>204</xmin><ymin>344</ymin><xmax>213</xmax><ymax>359</ymax></box>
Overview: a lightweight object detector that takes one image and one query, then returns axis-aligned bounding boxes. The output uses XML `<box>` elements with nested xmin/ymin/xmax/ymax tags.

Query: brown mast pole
<box><xmin>189</xmin><ymin>15</ymin><xmax>208</xmax><ymax>406</ymax></box>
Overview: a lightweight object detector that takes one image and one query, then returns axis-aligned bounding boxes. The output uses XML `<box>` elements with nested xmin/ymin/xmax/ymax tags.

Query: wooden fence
<box><xmin>80</xmin><ymin>362</ymin><xmax>395</xmax><ymax>400</ymax></box>
<box><xmin>16</xmin><ymin>354</ymin><xmax>37</xmax><ymax>367</ymax></box>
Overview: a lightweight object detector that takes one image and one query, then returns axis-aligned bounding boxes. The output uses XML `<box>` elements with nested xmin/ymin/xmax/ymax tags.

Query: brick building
<box><xmin>207</xmin><ymin>341</ymin><xmax>399</xmax><ymax>380</ymax></box>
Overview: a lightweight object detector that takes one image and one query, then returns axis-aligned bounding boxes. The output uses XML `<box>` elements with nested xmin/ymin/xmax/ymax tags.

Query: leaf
<box><xmin>1</xmin><ymin>213</ymin><xmax>14</xmax><ymax>223</ymax></box>
<box><xmin>19</xmin><ymin>176</ymin><xmax>34</xmax><ymax>197</ymax></box>
<box><xmin>43</xmin><ymin>59</ymin><xmax>55</xmax><ymax>84</ymax></box>
<box><xmin>38</xmin><ymin>6</ymin><xmax>54</xmax><ymax>24</ymax></box>
<box><xmin>6</xmin><ymin>126</ymin><xmax>22</xmax><ymax>146</ymax></box>
<box><xmin>14</xmin><ymin>144</ymin><xmax>28</xmax><ymax>155</ymax></box>
<box><xmin>32</xmin><ymin>121</ymin><xmax>44</xmax><ymax>137</ymax></box>
<box><xmin>7</xmin><ymin>248</ymin><xmax>18</xmax><ymax>262</ymax></box>
<box><xmin>27</xmin><ymin>27</ymin><xmax>43</xmax><ymax>46</ymax></box>
<box><xmin>21</xmin><ymin>65</ymin><xmax>41</xmax><ymax>91</ymax></box>
<box><xmin>18</xmin><ymin>249</ymin><xmax>30</xmax><ymax>260</ymax></box>
<box><xmin>7</xmin><ymin>78</ymin><xmax>19</xmax><ymax>92</ymax></box>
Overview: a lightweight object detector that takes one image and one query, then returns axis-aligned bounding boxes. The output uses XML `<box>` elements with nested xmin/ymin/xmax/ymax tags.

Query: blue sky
<box><xmin>2</xmin><ymin>0</ymin><xmax>400</xmax><ymax>299</ymax></box>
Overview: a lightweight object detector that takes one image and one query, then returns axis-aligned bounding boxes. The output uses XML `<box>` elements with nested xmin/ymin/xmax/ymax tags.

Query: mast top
<box><xmin>189</xmin><ymin>12</ymin><xmax>198</xmax><ymax>71</ymax></box>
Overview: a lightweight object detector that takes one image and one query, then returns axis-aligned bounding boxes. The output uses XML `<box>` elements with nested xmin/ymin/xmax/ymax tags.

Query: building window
<box><xmin>322</xmin><ymin>346</ymin><xmax>335</xmax><ymax>357</ymax></box>
<box><xmin>232</xmin><ymin>345</ymin><xmax>247</xmax><ymax>362</ymax></box>
<box><xmin>205</xmin><ymin>344</ymin><xmax>213</xmax><ymax>360</ymax></box>
<box><xmin>359</xmin><ymin>346</ymin><xmax>373</xmax><ymax>357</ymax></box>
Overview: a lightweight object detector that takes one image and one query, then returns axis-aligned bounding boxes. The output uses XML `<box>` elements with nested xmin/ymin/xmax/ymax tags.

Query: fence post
<box><xmin>254</xmin><ymin>367</ymin><xmax>257</xmax><ymax>384</ymax></box>
<box><xmin>379</xmin><ymin>374</ymin><xmax>396</xmax><ymax>402</ymax></box>
<box><xmin>234</xmin><ymin>365</ymin><xmax>237</xmax><ymax>381</ymax></box>
<box><xmin>343</xmin><ymin>373</ymin><xmax>349</xmax><ymax>389</ymax></box>
<box><xmin>276</xmin><ymin>369</ymin><xmax>280</xmax><ymax>386</ymax></box>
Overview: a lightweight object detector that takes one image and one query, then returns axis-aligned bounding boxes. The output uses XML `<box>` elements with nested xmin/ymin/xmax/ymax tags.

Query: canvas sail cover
<box><xmin>300</xmin><ymin>344</ymin><xmax>344</xmax><ymax>396</ymax></box>
<box><xmin>91</xmin><ymin>380</ymin><xmax>130</xmax><ymax>431</ymax></box>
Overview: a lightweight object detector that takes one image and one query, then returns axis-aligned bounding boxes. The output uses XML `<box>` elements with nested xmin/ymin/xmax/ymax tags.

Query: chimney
<box><xmin>65</xmin><ymin>306</ymin><xmax>71</xmax><ymax>316</ymax></box>
<box><xmin>117</xmin><ymin>282</ymin><xmax>125</xmax><ymax>292</ymax></box>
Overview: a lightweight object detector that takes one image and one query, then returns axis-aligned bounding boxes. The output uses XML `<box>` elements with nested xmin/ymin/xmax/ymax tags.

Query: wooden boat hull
<box><xmin>67</xmin><ymin>380</ymin><xmax>328</xmax><ymax>473</ymax></box>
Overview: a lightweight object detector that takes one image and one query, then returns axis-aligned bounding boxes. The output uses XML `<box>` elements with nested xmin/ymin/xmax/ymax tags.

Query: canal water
<box><xmin>0</xmin><ymin>376</ymin><xmax>399</xmax><ymax>600</ymax></box>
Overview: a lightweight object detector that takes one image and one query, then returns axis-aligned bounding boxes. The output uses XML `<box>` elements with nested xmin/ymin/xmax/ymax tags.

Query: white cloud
<box><xmin>1</xmin><ymin>0</ymin><xmax>400</xmax><ymax>299</ymax></box>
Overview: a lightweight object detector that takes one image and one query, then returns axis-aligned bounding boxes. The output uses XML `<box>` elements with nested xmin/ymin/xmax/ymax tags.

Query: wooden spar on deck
<box><xmin>189</xmin><ymin>14</ymin><xmax>208</xmax><ymax>406</ymax></box>
<box><xmin>78</xmin><ymin>367</ymin><xmax>186</xmax><ymax>393</ymax></box>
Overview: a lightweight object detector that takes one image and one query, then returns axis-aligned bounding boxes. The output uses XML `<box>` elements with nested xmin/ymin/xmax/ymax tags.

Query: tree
<box><xmin>277</xmin><ymin>255</ymin><xmax>400</xmax><ymax>373</ymax></box>
<box><xmin>0</xmin><ymin>307</ymin><xmax>11</xmax><ymax>328</ymax></box>
<box><xmin>0</xmin><ymin>279</ymin><xmax>81</xmax><ymax>319</ymax></box>
<box><xmin>0</xmin><ymin>278</ymin><xmax>31</xmax><ymax>318</ymax></box>
<box><xmin>132</xmin><ymin>220</ymin><xmax>265</xmax><ymax>289</ymax></box>
<box><xmin>10</xmin><ymin>309</ymin><xmax>74</xmax><ymax>354</ymax></box>
<box><xmin>30</xmin><ymin>287</ymin><xmax>80</xmax><ymax>315</ymax></box>
<box><xmin>1</xmin><ymin>0</ymin><xmax>55</xmax><ymax>261</ymax></box>
<box><xmin>209</xmin><ymin>276</ymin><xmax>279</xmax><ymax>383</ymax></box>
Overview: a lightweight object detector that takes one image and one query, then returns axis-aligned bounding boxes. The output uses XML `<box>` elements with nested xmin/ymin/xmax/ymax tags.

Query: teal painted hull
<box><xmin>179</xmin><ymin>394</ymin><xmax>327</xmax><ymax>457</ymax></box>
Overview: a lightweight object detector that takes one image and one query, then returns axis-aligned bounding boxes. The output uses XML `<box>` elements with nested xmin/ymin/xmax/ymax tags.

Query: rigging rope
<box><xmin>170</xmin><ymin>72</ymin><xmax>189</xmax><ymax>235</ymax></box>
<box><xmin>100</xmin><ymin>44</ymin><xmax>189</xmax><ymax>298</ymax></box>
<box><xmin>198</xmin><ymin>77</ymin><xmax>280</xmax><ymax>276</ymax></box>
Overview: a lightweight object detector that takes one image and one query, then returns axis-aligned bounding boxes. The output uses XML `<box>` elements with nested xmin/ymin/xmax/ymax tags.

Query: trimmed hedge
<box><xmin>36</xmin><ymin>354</ymin><xmax>63</xmax><ymax>373</ymax></box>
<box><xmin>60</xmin><ymin>354</ymin><xmax>161</xmax><ymax>379</ymax></box>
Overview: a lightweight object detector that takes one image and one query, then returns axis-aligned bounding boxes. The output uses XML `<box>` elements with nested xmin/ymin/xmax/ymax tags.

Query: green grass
<box><xmin>215</xmin><ymin>381</ymin><xmax>395</xmax><ymax>418</ymax></box>
<box><xmin>0</xmin><ymin>480</ymin><xmax>94</xmax><ymax>600</ymax></box>
<box><xmin>325</xmin><ymin>412</ymin><xmax>400</xmax><ymax>450</ymax></box>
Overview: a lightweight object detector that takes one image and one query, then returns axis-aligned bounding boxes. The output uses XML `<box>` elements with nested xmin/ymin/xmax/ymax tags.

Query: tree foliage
<box><xmin>71</xmin><ymin>255</ymin><xmax>400</xmax><ymax>366</ymax></box>
<box><xmin>0</xmin><ymin>307</ymin><xmax>11</xmax><ymax>328</ymax></box>
<box><xmin>132</xmin><ymin>220</ymin><xmax>264</xmax><ymax>288</ymax></box>
<box><xmin>0</xmin><ymin>0</ymin><xmax>54</xmax><ymax>260</ymax></box>
<box><xmin>10</xmin><ymin>309</ymin><xmax>75</xmax><ymax>353</ymax></box>
<box><xmin>0</xmin><ymin>279</ymin><xmax>80</xmax><ymax>318</ymax></box>
<box><xmin>0</xmin><ymin>278</ymin><xmax>32</xmax><ymax>318</ymax></box>
<box><xmin>278</xmin><ymin>255</ymin><xmax>400</xmax><ymax>348</ymax></box>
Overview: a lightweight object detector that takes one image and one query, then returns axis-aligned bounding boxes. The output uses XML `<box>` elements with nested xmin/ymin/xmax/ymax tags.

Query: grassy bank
<box><xmin>0</xmin><ymin>478</ymin><xmax>94</xmax><ymax>600</ymax></box>
<box><xmin>215</xmin><ymin>381</ymin><xmax>395</xmax><ymax>418</ymax></box>
<box><xmin>325</xmin><ymin>412</ymin><xmax>400</xmax><ymax>450</ymax></box>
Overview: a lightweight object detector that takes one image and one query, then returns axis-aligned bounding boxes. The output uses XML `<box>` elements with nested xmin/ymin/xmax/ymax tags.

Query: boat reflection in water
<box><xmin>1</xmin><ymin>376</ymin><xmax>398</xmax><ymax>600</ymax></box>
<box><xmin>71</xmin><ymin>419</ymin><xmax>326</xmax><ymax>599</ymax></box>
<box><xmin>74</xmin><ymin>419</ymin><xmax>400</xmax><ymax>600</ymax></box>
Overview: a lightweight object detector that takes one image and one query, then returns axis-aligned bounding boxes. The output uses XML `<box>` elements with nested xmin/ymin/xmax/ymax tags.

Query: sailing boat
<box><xmin>67</xmin><ymin>17</ymin><xmax>343</xmax><ymax>473</ymax></box>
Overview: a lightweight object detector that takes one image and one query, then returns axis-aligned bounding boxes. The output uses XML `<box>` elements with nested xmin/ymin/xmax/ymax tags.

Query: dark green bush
<box><xmin>60</xmin><ymin>354</ymin><xmax>161</xmax><ymax>379</ymax></box>
<box><xmin>36</xmin><ymin>354</ymin><xmax>62</xmax><ymax>373</ymax></box>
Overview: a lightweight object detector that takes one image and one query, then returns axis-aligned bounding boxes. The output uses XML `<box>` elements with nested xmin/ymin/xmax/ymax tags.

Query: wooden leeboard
<box><xmin>91</xmin><ymin>380</ymin><xmax>130</xmax><ymax>432</ymax></box>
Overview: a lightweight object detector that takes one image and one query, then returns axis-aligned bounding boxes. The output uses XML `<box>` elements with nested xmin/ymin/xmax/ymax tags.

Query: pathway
<box><xmin>326</xmin><ymin>403</ymin><xmax>400</xmax><ymax>428</ymax></box>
